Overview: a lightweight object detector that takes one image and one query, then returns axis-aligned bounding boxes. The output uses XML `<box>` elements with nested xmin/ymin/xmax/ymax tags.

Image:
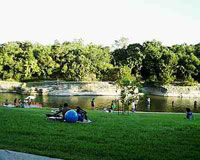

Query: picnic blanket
<box><xmin>47</xmin><ymin>115</ymin><xmax>92</xmax><ymax>123</ymax></box>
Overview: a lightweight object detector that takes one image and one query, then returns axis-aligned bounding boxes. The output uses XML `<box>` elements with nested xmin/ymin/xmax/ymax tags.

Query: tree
<box><xmin>60</xmin><ymin>42</ymin><xmax>112</xmax><ymax>81</ymax></box>
<box><xmin>33</xmin><ymin>43</ymin><xmax>57</xmax><ymax>79</ymax></box>
<box><xmin>0</xmin><ymin>42</ymin><xmax>22</xmax><ymax>80</ymax></box>
<box><xmin>194</xmin><ymin>43</ymin><xmax>200</xmax><ymax>81</ymax></box>
<box><xmin>111</xmin><ymin>43</ymin><xmax>145</xmax><ymax>79</ymax></box>
<box><xmin>112</xmin><ymin>37</ymin><xmax>129</xmax><ymax>50</ymax></box>
<box><xmin>126</xmin><ymin>43</ymin><xmax>145</xmax><ymax>78</ymax></box>
<box><xmin>171</xmin><ymin>44</ymin><xmax>200</xmax><ymax>84</ymax></box>
<box><xmin>141</xmin><ymin>40</ymin><xmax>178</xmax><ymax>84</ymax></box>
<box><xmin>116</xmin><ymin>66</ymin><xmax>141</xmax><ymax>112</ymax></box>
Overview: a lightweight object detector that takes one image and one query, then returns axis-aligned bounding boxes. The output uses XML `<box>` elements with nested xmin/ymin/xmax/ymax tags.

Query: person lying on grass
<box><xmin>76</xmin><ymin>106</ymin><xmax>88</xmax><ymax>121</ymax></box>
<box><xmin>46</xmin><ymin>103</ymin><xmax>71</xmax><ymax>119</ymax></box>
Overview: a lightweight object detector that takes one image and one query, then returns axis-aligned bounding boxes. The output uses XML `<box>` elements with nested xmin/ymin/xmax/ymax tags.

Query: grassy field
<box><xmin>0</xmin><ymin>107</ymin><xmax>200</xmax><ymax>160</ymax></box>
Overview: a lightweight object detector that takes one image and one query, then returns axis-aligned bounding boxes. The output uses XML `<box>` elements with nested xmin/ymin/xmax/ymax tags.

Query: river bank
<box><xmin>1</xmin><ymin>81</ymin><xmax>200</xmax><ymax>97</ymax></box>
<box><xmin>142</xmin><ymin>84</ymin><xmax>200</xmax><ymax>98</ymax></box>
<box><xmin>0</xmin><ymin>81</ymin><xmax>120</xmax><ymax>96</ymax></box>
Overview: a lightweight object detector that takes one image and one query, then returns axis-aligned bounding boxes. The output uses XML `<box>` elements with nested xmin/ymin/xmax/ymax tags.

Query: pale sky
<box><xmin>0</xmin><ymin>0</ymin><xmax>200</xmax><ymax>46</ymax></box>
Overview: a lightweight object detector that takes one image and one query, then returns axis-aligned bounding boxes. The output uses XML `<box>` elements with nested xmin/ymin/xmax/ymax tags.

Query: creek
<box><xmin>0</xmin><ymin>93</ymin><xmax>200</xmax><ymax>113</ymax></box>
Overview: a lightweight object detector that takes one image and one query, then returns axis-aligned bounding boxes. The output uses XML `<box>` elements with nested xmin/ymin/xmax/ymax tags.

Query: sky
<box><xmin>0</xmin><ymin>0</ymin><xmax>200</xmax><ymax>46</ymax></box>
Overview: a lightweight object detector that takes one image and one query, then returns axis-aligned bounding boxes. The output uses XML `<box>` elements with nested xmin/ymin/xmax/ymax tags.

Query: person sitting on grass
<box><xmin>46</xmin><ymin>103</ymin><xmax>71</xmax><ymax>119</ymax></box>
<box><xmin>185</xmin><ymin>108</ymin><xmax>194</xmax><ymax>120</ymax></box>
<box><xmin>76</xmin><ymin>106</ymin><xmax>88</xmax><ymax>121</ymax></box>
<box><xmin>109</xmin><ymin>101</ymin><xmax>116</xmax><ymax>113</ymax></box>
<box><xmin>18</xmin><ymin>99</ymin><xmax>25</xmax><ymax>108</ymax></box>
<box><xmin>4</xmin><ymin>99</ymin><xmax>9</xmax><ymax>106</ymax></box>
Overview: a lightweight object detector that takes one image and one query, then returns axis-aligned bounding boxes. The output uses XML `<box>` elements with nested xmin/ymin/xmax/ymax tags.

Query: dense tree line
<box><xmin>0</xmin><ymin>41</ymin><xmax>112</xmax><ymax>81</ymax></box>
<box><xmin>112</xmin><ymin>40</ymin><xmax>200</xmax><ymax>85</ymax></box>
<box><xmin>0</xmin><ymin>40</ymin><xmax>200</xmax><ymax>85</ymax></box>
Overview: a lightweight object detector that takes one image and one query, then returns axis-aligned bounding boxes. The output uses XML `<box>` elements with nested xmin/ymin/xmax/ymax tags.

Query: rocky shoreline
<box><xmin>0</xmin><ymin>81</ymin><xmax>120</xmax><ymax>96</ymax></box>
<box><xmin>1</xmin><ymin>81</ymin><xmax>200</xmax><ymax>97</ymax></box>
<box><xmin>142</xmin><ymin>85</ymin><xmax>200</xmax><ymax>98</ymax></box>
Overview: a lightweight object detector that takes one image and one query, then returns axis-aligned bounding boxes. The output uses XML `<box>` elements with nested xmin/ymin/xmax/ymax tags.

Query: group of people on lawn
<box><xmin>46</xmin><ymin>98</ymin><xmax>115</xmax><ymax>122</ymax></box>
<box><xmin>3</xmin><ymin>98</ymin><xmax>34</xmax><ymax>108</ymax></box>
<box><xmin>3</xmin><ymin>97</ymin><xmax>195</xmax><ymax>120</ymax></box>
<box><xmin>46</xmin><ymin>96</ymin><xmax>195</xmax><ymax>121</ymax></box>
<box><xmin>46</xmin><ymin>103</ymin><xmax>88</xmax><ymax>122</ymax></box>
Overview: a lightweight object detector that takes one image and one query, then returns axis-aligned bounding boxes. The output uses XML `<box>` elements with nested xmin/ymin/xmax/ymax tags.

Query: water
<box><xmin>0</xmin><ymin>93</ymin><xmax>116</xmax><ymax>110</ymax></box>
<box><xmin>137</xmin><ymin>95</ymin><xmax>200</xmax><ymax>113</ymax></box>
<box><xmin>0</xmin><ymin>93</ymin><xmax>200</xmax><ymax>113</ymax></box>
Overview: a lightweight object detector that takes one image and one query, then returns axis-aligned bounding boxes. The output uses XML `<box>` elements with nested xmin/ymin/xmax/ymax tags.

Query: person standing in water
<box><xmin>91</xmin><ymin>98</ymin><xmax>95</xmax><ymax>109</ymax></box>
<box><xmin>172</xmin><ymin>101</ymin><xmax>174</xmax><ymax>107</ymax></box>
<box><xmin>131</xmin><ymin>101</ymin><xmax>136</xmax><ymax>112</ymax></box>
<box><xmin>14</xmin><ymin>98</ymin><xmax>17</xmax><ymax>106</ymax></box>
<box><xmin>194</xmin><ymin>101</ymin><xmax>197</xmax><ymax>110</ymax></box>
<box><xmin>147</xmin><ymin>97</ymin><xmax>151</xmax><ymax>111</ymax></box>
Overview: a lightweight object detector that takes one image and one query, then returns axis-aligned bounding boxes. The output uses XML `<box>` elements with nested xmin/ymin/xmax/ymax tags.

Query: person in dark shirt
<box><xmin>109</xmin><ymin>101</ymin><xmax>116</xmax><ymax>112</ymax></box>
<box><xmin>14</xmin><ymin>98</ymin><xmax>17</xmax><ymax>106</ymax></box>
<box><xmin>185</xmin><ymin>108</ymin><xmax>194</xmax><ymax>120</ymax></box>
<box><xmin>76</xmin><ymin>106</ymin><xmax>88</xmax><ymax>121</ymax></box>
<box><xmin>91</xmin><ymin>98</ymin><xmax>95</xmax><ymax>109</ymax></box>
<box><xmin>4</xmin><ymin>99</ymin><xmax>8</xmax><ymax>105</ymax></box>
<box><xmin>46</xmin><ymin>103</ymin><xmax>71</xmax><ymax>119</ymax></box>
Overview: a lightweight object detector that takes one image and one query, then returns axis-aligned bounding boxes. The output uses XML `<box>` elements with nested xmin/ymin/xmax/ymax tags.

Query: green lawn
<box><xmin>0</xmin><ymin>107</ymin><xmax>200</xmax><ymax>160</ymax></box>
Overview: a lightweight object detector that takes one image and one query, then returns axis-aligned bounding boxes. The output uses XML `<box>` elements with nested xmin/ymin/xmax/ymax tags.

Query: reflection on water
<box><xmin>0</xmin><ymin>93</ymin><xmax>200</xmax><ymax>113</ymax></box>
<box><xmin>137</xmin><ymin>95</ymin><xmax>200</xmax><ymax>113</ymax></box>
<box><xmin>0</xmin><ymin>93</ymin><xmax>117</xmax><ymax>110</ymax></box>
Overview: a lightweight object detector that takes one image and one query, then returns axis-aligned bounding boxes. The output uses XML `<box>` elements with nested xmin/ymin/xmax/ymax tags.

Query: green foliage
<box><xmin>171</xmin><ymin>44</ymin><xmax>200</xmax><ymax>83</ymax></box>
<box><xmin>0</xmin><ymin>41</ymin><xmax>112</xmax><ymax>82</ymax></box>
<box><xmin>116</xmin><ymin>66</ymin><xmax>141</xmax><ymax>112</ymax></box>
<box><xmin>112</xmin><ymin>37</ymin><xmax>129</xmax><ymax>49</ymax></box>
<box><xmin>126</xmin><ymin>43</ymin><xmax>145</xmax><ymax>78</ymax></box>
<box><xmin>111</xmin><ymin>43</ymin><xmax>145</xmax><ymax>79</ymax></box>
<box><xmin>59</xmin><ymin>42</ymin><xmax>111</xmax><ymax>81</ymax></box>
<box><xmin>118</xmin><ymin>66</ymin><xmax>134</xmax><ymax>83</ymax></box>
<box><xmin>119</xmin><ymin>79</ymin><xmax>140</xmax><ymax>110</ymax></box>
<box><xmin>142</xmin><ymin>40</ymin><xmax>178</xmax><ymax>85</ymax></box>
<box><xmin>0</xmin><ymin>40</ymin><xmax>200</xmax><ymax>85</ymax></box>
<box><xmin>112</xmin><ymin>40</ymin><xmax>200</xmax><ymax>85</ymax></box>
<box><xmin>100</xmin><ymin>66</ymin><xmax>119</xmax><ymax>81</ymax></box>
